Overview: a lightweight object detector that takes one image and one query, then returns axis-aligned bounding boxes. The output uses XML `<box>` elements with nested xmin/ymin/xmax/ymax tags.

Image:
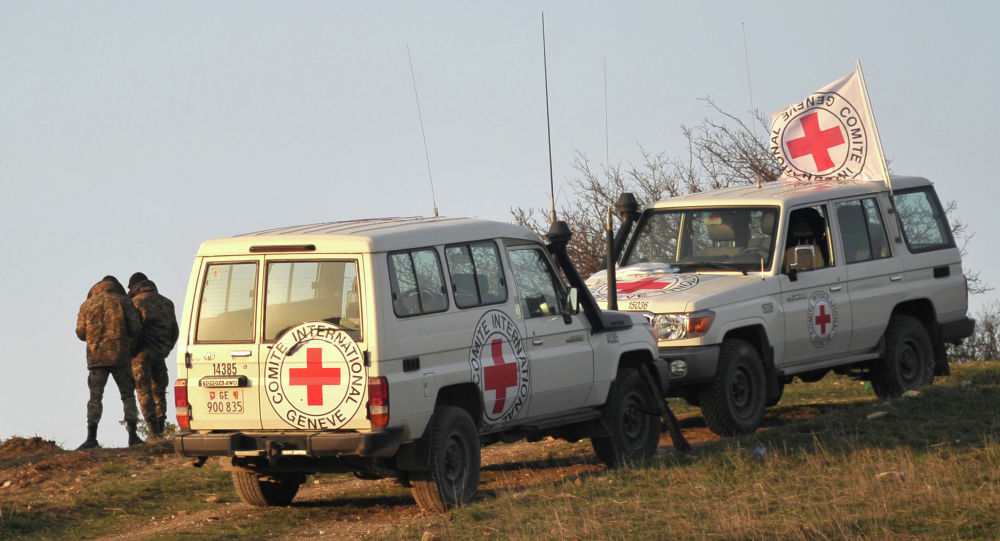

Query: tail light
<box><xmin>174</xmin><ymin>379</ymin><xmax>191</xmax><ymax>430</ymax></box>
<box><xmin>367</xmin><ymin>377</ymin><xmax>389</xmax><ymax>428</ymax></box>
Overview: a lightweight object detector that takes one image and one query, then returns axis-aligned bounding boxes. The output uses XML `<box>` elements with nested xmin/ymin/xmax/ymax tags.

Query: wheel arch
<box><xmin>614</xmin><ymin>347</ymin><xmax>656</xmax><ymax>376</ymax></box>
<box><xmin>890</xmin><ymin>299</ymin><xmax>936</xmax><ymax>331</ymax></box>
<box><xmin>890</xmin><ymin>299</ymin><xmax>947</xmax><ymax>371</ymax></box>
<box><xmin>433</xmin><ymin>383</ymin><xmax>483</xmax><ymax>428</ymax></box>
<box><xmin>722</xmin><ymin>324</ymin><xmax>780</xmax><ymax>405</ymax></box>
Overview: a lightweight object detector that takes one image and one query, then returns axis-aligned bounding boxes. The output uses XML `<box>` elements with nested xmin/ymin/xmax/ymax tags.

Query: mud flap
<box><xmin>638</xmin><ymin>362</ymin><xmax>691</xmax><ymax>452</ymax></box>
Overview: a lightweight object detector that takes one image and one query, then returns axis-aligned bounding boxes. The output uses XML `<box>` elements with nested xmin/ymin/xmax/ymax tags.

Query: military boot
<box><xmin>146</xmin><ymin>417</ymin><xmax>162</xmax><ymax>439</ymax></box>
<box><xmin>77</xmin><ymin>424</ymin><xmax>99</xmax><ymax>450</ymax></box>
<box><xmin>126</xmin><ymin>421</ymin><xmax>144</xmax><ymax>447</ymax></box>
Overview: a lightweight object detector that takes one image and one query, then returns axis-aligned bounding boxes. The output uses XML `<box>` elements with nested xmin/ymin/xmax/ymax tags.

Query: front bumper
<box><xmin>174</xmin><ymin>427</ymin><xmax>405</xmax><ymax>459</ymax></box>
<box><xmin>656</xmin><ymin>344</ymin><xmax>721</xmax><ymax>386</ymax></box>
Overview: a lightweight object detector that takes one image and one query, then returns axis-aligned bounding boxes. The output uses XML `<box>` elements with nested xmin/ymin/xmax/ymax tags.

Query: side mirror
<box><xmin>562</xmin><ymin>287</ymin><xmax>579</xmax><ymax>315</ymax></box>
<box><xmin>561</xmin><ymin>287</ymin><xmax>579</xmax><ymax>324</ymax></box>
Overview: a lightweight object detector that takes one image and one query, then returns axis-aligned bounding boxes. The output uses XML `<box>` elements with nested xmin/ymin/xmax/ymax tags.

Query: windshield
<box><xmin>621</xmin><ymin>207</ymin><xmax>779</xmax><ymax>271</ymax></box>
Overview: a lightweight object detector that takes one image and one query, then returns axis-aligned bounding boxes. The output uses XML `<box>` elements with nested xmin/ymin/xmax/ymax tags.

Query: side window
<box><xmin>388</xmin><ymin>248</ymin><xmax>448</xmax><ymax>317</ymax></box>
<box><xmin>444</xmin><ymin>241</ymin><xmax>507</xmax><ymax>308</ymax></box>
<box><xmin>507</xmin><ymin>248</ymin><xmax>561</xmax><ymax>318</ymax></box>
<box><xmin>264</xmin><ymin>261</ymin><xmax>361</xmax><ymax>341</ymax></box>
<box><xmin>196</xmin><ymin>262</ymin><xmax>257</xmax><ymax>342</ymax></box>
<box><xmin>783</xmin><ymin>205</ymin><xmax>833</xmax><ymax>272</ymax></box>
<box><xmin>893</xmin><ymin>187</ymin><xmax>954</xmax><ymax>252</ymax></box>
<box><xmin>835</xmin><ymin>198</ymin><xmax>890</xmax><ymax>263</ymax></box>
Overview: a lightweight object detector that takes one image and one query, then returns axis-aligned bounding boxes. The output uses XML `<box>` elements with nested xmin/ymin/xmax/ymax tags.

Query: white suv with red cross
<box><xmin>588</xmin><ymin>176</ymin><xmax>974</xmax><ymax>436</ymax></box>
<box><xmin>173</xmin><ymin>217</ymin><xmax>662</xmax><ymax>510</ymax></box>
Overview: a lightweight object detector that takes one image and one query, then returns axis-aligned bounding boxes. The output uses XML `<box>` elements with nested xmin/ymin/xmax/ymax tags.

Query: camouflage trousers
<box><xmin>131</xmin><ymin>350</ymin><xmax>169</xmax><ymax>425</ymax></box>
<box><xmin>86</xmin><ymin>365</ymin><xmax>139</xmax><ymax>425</ymax></box>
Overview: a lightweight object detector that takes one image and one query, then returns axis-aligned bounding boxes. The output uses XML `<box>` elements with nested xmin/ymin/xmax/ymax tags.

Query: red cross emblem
<box><xmin>786</xmin><ymin>112</ymin><xmax>845</xmax><ymax>172</ymax></box>
<box><xmin>289</xmin><ymin>347</ymin><xmax>342</xmax><ymax>406</ymax></box>
<box><xmin>484</xmin><ymin>339</ymin><xmax>518</xmax><ymax>414</ymax></box>
<box><xmin>814</xmin><ymin>303</ymin><xmax>832</xmax><ymax>335</ymax></box>
<box><xmin>616</xmin><ymin>276</ymin><xmax>673</xmax><ymax>295</ymax></box>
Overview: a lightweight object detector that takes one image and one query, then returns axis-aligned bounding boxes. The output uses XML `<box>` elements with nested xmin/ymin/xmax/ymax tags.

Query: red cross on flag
<box><xmin>769</xmin><ymin>64</ymin><xmax>889</xmax><ymax>185</ymax></box>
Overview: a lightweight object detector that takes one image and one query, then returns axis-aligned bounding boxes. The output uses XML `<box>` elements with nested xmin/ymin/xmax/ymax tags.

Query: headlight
<box><xmin>653</xmin><ymin>310</ymin><xmax>714</xmax><ymax>341</ymax></box>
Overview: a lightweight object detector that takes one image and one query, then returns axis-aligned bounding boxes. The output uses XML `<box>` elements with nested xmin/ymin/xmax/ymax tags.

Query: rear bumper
<box><xmin>939</xmin><ymin>317</ymin><xmax>975</xmax><ymax>344</ymax></box>
<box><xmin>174</xmin><ymin>427</ymin><xmax>405</xmax><ymax>459</ymax></box>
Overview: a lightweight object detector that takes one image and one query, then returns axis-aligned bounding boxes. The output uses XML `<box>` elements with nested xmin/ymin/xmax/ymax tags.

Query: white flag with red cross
<box><xmin>769</xmin><ymin>68</ymin><xmax>887</xmax><ymax>183</ymax></box>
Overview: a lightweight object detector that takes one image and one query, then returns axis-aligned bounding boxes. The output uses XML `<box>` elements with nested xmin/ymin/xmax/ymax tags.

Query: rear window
<box><xmin>195</xmin><ymin>262</ymin><xmax>258</xmax><ymax>343</ymax></box>
<box><xmin>264</xmin><ymin>260</ymin><xmax>361</xmax><ymax>341</ymax></box>
<box><xmin>893</xmin><ymin>187</ymin><xmax>954</xmax><ymax>252</ymax></box>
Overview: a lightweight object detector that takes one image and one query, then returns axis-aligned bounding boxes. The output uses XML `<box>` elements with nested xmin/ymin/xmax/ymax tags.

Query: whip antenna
<box><xmin>742</xmin><ymin>22</ymin><xmax>757</xmax><ymax>138</ymax></box>
<box><xmin>604</xmin><ymin>57</ymin><xmax>610</xmax><ymax>180</ymax></box>
<box><xmin>542</xmin><ymin>12</ymin><xmax>556</xmax><ymax>222</ymax></box>
<box><xmin>407</xmin><ymin>44</ymin><xmax>438</xmax><ymax>217</ymax></box>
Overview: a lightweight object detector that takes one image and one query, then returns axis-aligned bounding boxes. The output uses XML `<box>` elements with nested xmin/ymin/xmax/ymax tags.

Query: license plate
<box><xmin>205</xmin><ymin>389</ymin><xmax>245</xmax><ymax>414</ymax></box>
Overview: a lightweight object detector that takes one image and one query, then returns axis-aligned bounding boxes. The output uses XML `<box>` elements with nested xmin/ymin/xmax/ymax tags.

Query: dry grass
<box><xmin>390</xmin><ymin>362</ymin><xmax>1000</xmax><ymax>540</ymax></box>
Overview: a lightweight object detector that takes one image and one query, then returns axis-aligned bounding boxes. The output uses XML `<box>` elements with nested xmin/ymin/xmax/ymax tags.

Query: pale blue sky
<box><xmin>2</xmin><ymin>1</ymin><xmax>997</xmax><ymax>446</ymax></box>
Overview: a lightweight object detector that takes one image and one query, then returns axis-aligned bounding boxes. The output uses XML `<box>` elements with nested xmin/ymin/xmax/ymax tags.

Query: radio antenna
<box><xmin>742</xmin><ymin>22</ymin><xmax>757</xmax><ymax>137</ymax></box>
<box><xmin>407</xmin><ymin>44</ymin><xmax>439</xmax><ymax>217</ymax></box>
<box><xmin>604</xmin><ymin>57</ymin><xmax>610</xmax><ymax>181</ymax></box>
<box><xmin>542</xmin><ymin>12</ymin><xmax>556</xmax><ymax>222</ymax></box>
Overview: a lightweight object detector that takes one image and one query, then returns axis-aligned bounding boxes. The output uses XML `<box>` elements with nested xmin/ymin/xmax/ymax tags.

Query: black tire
<box><xmin>231</xmin><ymin>471</ymin><xmax>302</xmax><ymax>506</ymax></box>
<box><xmin>410</xmin><ymin>406</ymin><xmax>481</xmax><ymax>512</ymax></box>
<box><xmin>591</xmin><ymin>368</ymin><xmax>661</xmax><ymax>468</ymax></box>
<box><xmin>698</xmin><ymin>338</ymin><xmax>767</xmax><ymax>436</ymax></box>
<box><xmin>870</xmin><ymin>315</ymin><xmax>934</xmax><ymax>399</ymax></box>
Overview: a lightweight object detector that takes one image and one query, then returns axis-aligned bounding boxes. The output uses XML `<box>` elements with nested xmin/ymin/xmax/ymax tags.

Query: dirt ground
<box><xmin>0</xmin><ymin>415</ymin><xmax>734</xmax><ymax>540</ymax></box>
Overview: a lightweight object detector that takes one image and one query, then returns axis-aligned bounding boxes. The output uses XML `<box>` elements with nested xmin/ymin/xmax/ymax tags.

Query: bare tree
<box><xmin>949</xmin><ymin>301</ymin><xmax>1000</xmax><ymax>362</ymax></box>
<box><xmin>944</xmin><ymin>199</ymin><xmax>990</xmax><ymax>295</ymax></box>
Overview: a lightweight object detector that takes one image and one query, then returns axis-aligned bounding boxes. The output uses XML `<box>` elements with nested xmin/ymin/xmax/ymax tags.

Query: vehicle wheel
<box><xmin>698</xmin><ymin>338</ymin><xmax>766</xmax><ymax>436</ymax></box>
<box><xmin>410</xmin><ymin>406</ymin><xmax>481</xmax><ymax>512</ymax></box>
<box><xmin>591</xmin><ymin>368</ymin><xmax>661</xmax><ymax>468</ymax></box>
<box><xmin>231</xmin><ymin>471</ymin><xmax>303</xmax><ymax>506</ymax></box>
<box><xmin>870</xmin><ymin>315</ymin><xmax>934</xmax><ymax>399</ymax></box>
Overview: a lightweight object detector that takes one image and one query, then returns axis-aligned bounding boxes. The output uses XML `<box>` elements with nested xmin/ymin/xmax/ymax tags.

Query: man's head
<box><xmin>128</xmin><ymin>272</ymin><xmax>148</xmax><ymax>289</ymax></box>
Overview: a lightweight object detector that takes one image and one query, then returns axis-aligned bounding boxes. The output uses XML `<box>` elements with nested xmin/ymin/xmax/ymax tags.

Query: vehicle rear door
<box><xmin>831</xmin><ymin>195</ymin><xmax>904</xmax><ymax>352</ymax></box>
<box><xmin>257</xmin><ymin>255</ymin><xmax>370</xmax><ymax>431</ymax></box>
<box><xmin>186</xmin><ymin>257</ymin><xmax>263</xmax><ymax>430</ymax></box>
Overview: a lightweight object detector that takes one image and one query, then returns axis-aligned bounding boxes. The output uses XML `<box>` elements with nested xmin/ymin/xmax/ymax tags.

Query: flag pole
<box><xmin>856</xmin><ymin>59</ymin><xmax>892</xmax><ymax>192</ymax></box>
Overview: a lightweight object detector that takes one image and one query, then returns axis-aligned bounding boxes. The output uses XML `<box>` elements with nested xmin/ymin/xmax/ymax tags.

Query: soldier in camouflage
<box><xmin>128</xmin><ymin>272</ymin><xmax>179</xmax><ymax>438</ymax></box>
<box><xmin>75</xmin><ymin>276</ymin><xmax>144</xmax><ymax>449</ymax></box>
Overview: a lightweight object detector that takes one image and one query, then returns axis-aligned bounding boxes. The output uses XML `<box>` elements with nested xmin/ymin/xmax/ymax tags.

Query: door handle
<box><xmin>531</xmin><ymin>338</ymin><xmax>544</xmax><ymax>346</ymax></box>
<box><xmin>890</xmin><ymin>275</ymin><xmax>902</xmax><ymax>282</ymax></box>
<box><xmin>829</xmin><ymin>285</ymin><xmax>842</xmax><ymax>292</ymax></box>
<box><xmin>566</xmin><ymin>335</ymin><xmax>584</xmax><ymax>343</ymax></box>
<box><xmin>787</xmin><ymin>293</ymin><xmax>806</xmax><ymax>301</ymax></box>
<box><xmin>230</xmin><ymin>350</ymin><xmax>252</xmax><ymax>358</ymax></box>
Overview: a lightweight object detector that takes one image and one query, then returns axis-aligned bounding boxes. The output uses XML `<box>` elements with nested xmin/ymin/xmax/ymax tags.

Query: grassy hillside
<box><xmin>1</xmin><ymin>361</ymin><xmax>997</xmax><ymax>540</ymax></box>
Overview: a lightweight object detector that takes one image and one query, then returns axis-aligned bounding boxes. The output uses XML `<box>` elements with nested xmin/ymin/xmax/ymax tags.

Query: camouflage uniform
<box><xmin>128</xmin><ymin>276</ymin><xmax>179</xmax><ymax>435</ymax></box>
<box><xmin>76</xmin><ymin>278</ymin><xmax>143</xmax><ymax>445</ymax></box>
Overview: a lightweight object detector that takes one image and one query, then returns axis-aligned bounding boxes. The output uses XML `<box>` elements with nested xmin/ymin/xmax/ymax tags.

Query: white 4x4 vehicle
<box><xmin>173</xmin><ymin>217</ymin><xmax>662</xmax><ymax>510</ymax></box>
<box><xmin>588</xmin><ymin>176</ymin><xmax>975</xmax><ymax>436</ymax></box>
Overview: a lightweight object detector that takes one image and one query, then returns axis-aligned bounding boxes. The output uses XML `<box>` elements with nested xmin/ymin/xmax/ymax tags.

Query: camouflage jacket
<box><xmin>128</xmin><ymin>279</ymin><xmax>179</xmax><ymax>356</ymax></box>
<box><xmin>76</xmin><ymin>280</ymin><xmax>142</xmax><ymax>368</ymax></box>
